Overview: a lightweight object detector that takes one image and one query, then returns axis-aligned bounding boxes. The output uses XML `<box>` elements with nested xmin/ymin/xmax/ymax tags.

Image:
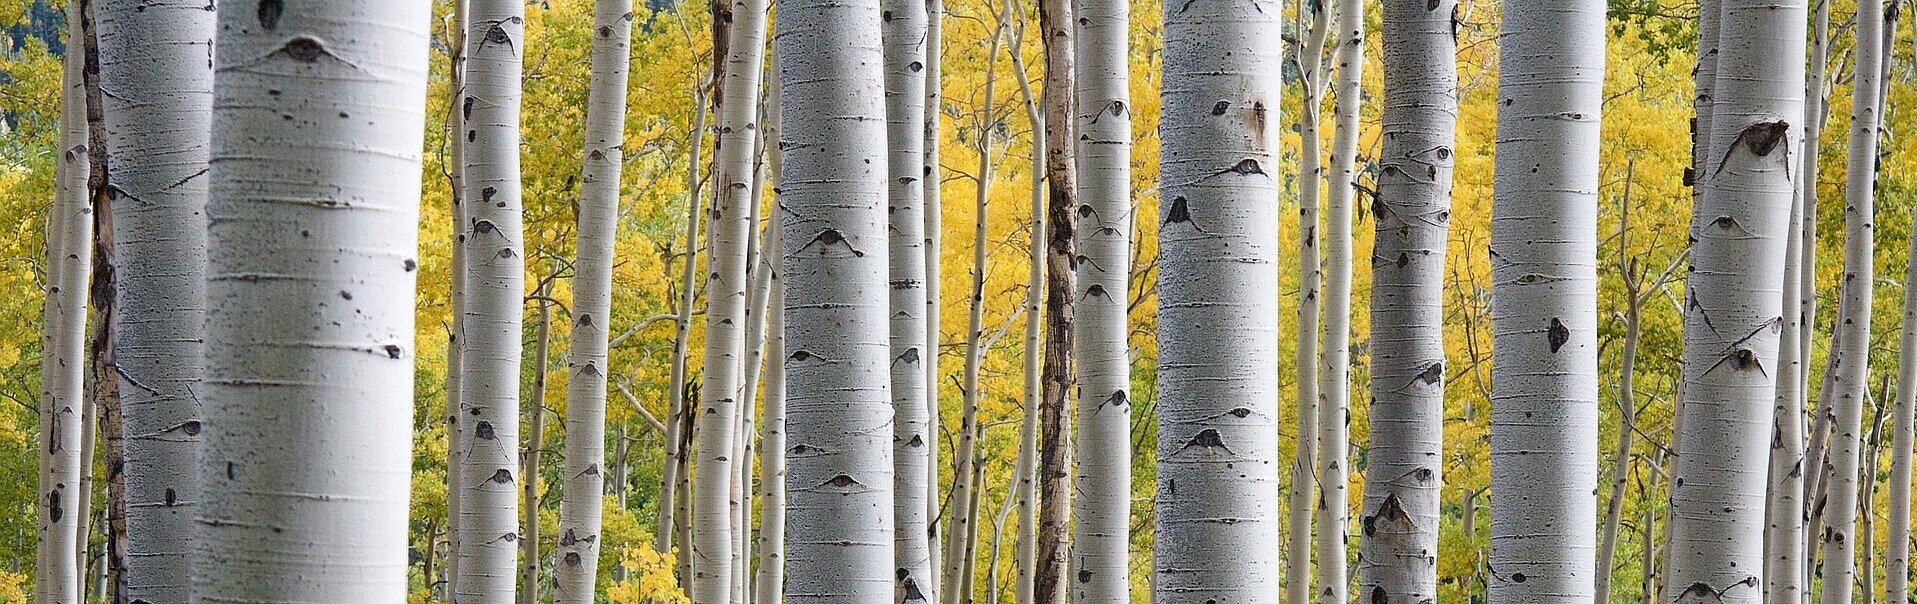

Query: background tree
<box><xmin>35</xmin><ymin>1</ymin><xmax>90</xmax><ymax>599</ymax></box>
<box><xmin>1317</xmin><ymin>0</ymin><xmax>1363</xmax><ymax>595</ymax></box>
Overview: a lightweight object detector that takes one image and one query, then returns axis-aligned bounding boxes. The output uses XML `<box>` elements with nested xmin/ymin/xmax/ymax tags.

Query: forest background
<box><xmin>0</xmin><ymin>0</ymin><xmax>1911</xmax><ymax>600</ymax></box>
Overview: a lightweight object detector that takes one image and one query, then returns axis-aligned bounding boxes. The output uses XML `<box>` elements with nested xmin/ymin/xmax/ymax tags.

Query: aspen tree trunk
<box><xmin>1888</xmin><ymin>182</ymin><xmax>1916</xmax><ymax>604</ymax></box>
<box><xmin>1016</xmin><ymin>45</ymin><xmax>1045</xmax><ymax>604</ymax></box>
<box><xmin>1286</xmin><ymin>1</ymin><xmax>1330</xmax><ymax>600</ymax></box>
<box><xmin>1317</xmin><ymin>0</ymin><xmax>1362</xmax><ymax>594</ymax></box>
<box><xmin>923</xmin><ymin>1</ymin><xmax>947</xmax><ymax>588</ymax></box>
<box><xmin>1033</xmin><ymin>0</ymin><xmax>1077</xmax><ymax>597</ymax></box>
<box><xmin>658</xmin><ymin>84</ymin><xmax>709</xmax><ymax>557</ymax></box>
<box><xmin>752</xmin><ymin>187</ymin><xmax>787</xmax><ymax>604</ymax></box>
<box><xmin>776</xmin><ymin>0</ymin><xmax>897</xmax><ymax>596</ymax></box>
<box><xmin>695</xmin><ymin>0</ymin><xmax>769</xmax><ymax>595</ymax></box>
<box><xmin>1764</xmin><ymin>151</ymin><xmax>1809</xmax><ymax>602</ymax></box>
<box><xmin>735</xmin><ymin>110</ymin><xmax>772</xmax><ymax>604</ymax></box>
<box><xmin>522</xmin><ymin>295</ymin><xmax>554</xmax><ymax>604</ymax></box>
<box><xmin>553</xmin><ymin>3</ymin><xmax>634</xmax><ymax>601</ymax></box>
<box><xmin>1358</xmin><ymin>0</ymin><xmax>1456</xmax><ymax>595</ymax></box>
<box><xmin>196</xmin><ymin>0</ymin><xmax>429</xmax><ymax>597</ymax></box>
<box><xmin>1156</xmin><ymin>0</ymin><xmax>1284</xmax><ymax>597</ymax></box>
<box><xmin>1596</xmin><ymin>165</ymin><xmax>1640</xmax><ymax>604</ymax></box>
<box><xmin>1665</xmin><ymin>0</ymin><xmax>1806</xmax><ymax>599</ymax></box>
<box><xmin>1068</xmin><ymin>0</ymin><xmax>1132</xmax><ymax>596</ymax></box>
<box><xmin>883</xmin><ymin>0</ymin><xmax>936</xmax><ymax>597</ymax></box>
<box><xmin>1487</xmin><ymin>0</ymin><xmax>1604</xmax><ymax>597</ymax></box>
<box><xmin>1798</xmin><ymin>2</ymin><xmax>1830</xmax><ymax>478</ymax></box>
<box><xmin>93</xmin><ymin>0</ymin><xmax>211</xmax><ymax>599</ymax></box>
<box><xmin>38</xmin><ymin>3</ymin><xmax>92</xmax><ymax>598</ymax></box>
<box><xmin>457</xmin><ymin>0</ymin><xmax>528</xmax><ymax>598</ymax></box>
<box><xmin>73</xmin><ymin>385</ymin><xmax>95</xmax><ymax>603</ymax></box>
<box><xmin>939</xmin><ymin>15</ymin><xmax>1004</xmax><ymax>598</ymax></box>
<box><xmin>1815</xmin><ymin>0</ymin><xmax>1880</xmax><ymax>596</ymax></box>
<box><xmin>445</xmin><ymin>1</ymin><xmax>469</xmax><ymax>593</ymax></box>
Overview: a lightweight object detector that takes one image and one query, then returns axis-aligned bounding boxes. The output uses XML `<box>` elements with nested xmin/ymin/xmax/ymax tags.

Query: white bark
<box><xmin>776</xmin><ymin>0</ymin><xmax>896</xmax><ymax>597</ymax></box>
<box><xmin>1764</xmin><ymin>146</ymin><xmax>1808</xmax><ymax>602</ymax></box>
<box><xmin>1358</xmin><ymin>0</ymin><xmax>1455</xmax><ymax>597</ymax></box>
<box><xmin>1068</xmin><ymin>0</ymin><xmax>1130</xmax><ymax>597</ymax></box>
<box><xmin>38</xmin><ymin>4</ymin><xmax>92</xmax><ymax>599</ymax></box>
<box><xmin>923</xmin><ymin>2</ymin><xmax>946</xmax><ymax>589</ymax></box>
<box><xmin>457</xmin><ymin>0</ymin><xmax>527</xmax><ymax>599</ymax></box>
<box><xmin>553</xmin><ymin>3</ymin><xmax>634</xmax><ymax>601</ymax></box>
<box><xmin>695</xmin><ymin>0</ymin><xmax>770</xmax><ymax>597</ymax></box>
<box><xmin>883</xmin><ymin>0</ymin><xmax>935</xmax><ymax>599</ymax></box>
<box><xmin>196</xmin><ymin>0</ymin><xmax>429</xmax><ymax>598</ymax></box>
<box><xmin>1285</xmin><ymin>1</ymin><xmax>1329</xmax><ymax>600</ymax></box>
<box><xmin>1665</xmin><ymin>0</ymin><xmax>1806</xmax><ymax>598</ymax></box>
<box><xmin>93</xmin><ymin>0</ymin><xmax>212</xmax><ymax>598</ymax></box>
<box><xmin>1889</xmin><ymin>167</ymin><xmax>1916</xmax><ymax>604</ymax></box>
<box><xmin>1487</xmin><ymin>0</ymin><xmax>1605</xmax><ymax>598</ymax></box>
<box><xmin>1317</xmin><ymin>0</ymin><xmax>1361</xmax><ymax>595</ymax></box>
<box><xmin>444</xmin><ymin>1</ymin><xmax>469</xmax><ymax>593</ymax></box>
<box><xmin>1814</xmin><ymin>0</ymin><xmax>1879</xmax><ymax>597</ymax></box>
<box><xmin>752</xmin><ymin>150</ymin><xmax>787</xmax><ymax>604</ymax></box>
<box><xmin>1155</xmin><ymin>0</ymin><xmax>1284</xmax><ymax>598</ymax></box>
<box><xmin>658</xmin><ymin>84</ymin><xmax>710</xmax><ymax>556</ymax></box>
<box><xmin>1015</xmin><ymin>41</ymin><xmax>1043</xmax><ymax>604</ymax></box>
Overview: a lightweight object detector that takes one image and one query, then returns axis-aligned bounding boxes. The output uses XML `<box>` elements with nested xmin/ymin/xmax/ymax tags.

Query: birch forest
<box><xmin>10</xmin><ymin>0</ymin><xmax>1917</xmax><ymax>600</ymax></box>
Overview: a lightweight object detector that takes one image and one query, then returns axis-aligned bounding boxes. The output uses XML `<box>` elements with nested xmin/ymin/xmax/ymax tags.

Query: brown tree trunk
<box><xmin>1032</xmin><ymin>0</ymin><xmax>1076</xmax><ymax>599</ymax></box>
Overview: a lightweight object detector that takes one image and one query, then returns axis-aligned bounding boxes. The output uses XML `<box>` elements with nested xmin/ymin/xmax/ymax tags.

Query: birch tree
<box><xmin>37</xmin><ymin>3</ymin><xmax>92</xmax><ymax>599</ymax></box>
<box><xmin>752</xmin><ymin>90</ymin><xmax>787</xmax><ymax>600</ymax></box>
<box><xmin>1357</xmin><ymin>0</ymin><xmax>1456</xmax><ymax>596</ymax></box>
<box><xmin>776</xmin><ymin>0</ymin><xmax>896</xmax><ymax>596</ymax></box>
<box><xmin>1814</xmin><ymin>0</ymin><xmax>1880</xmax><ymax>597</ymax></box>
<box><xmin>456</xmin><ymin>0</ymin><xmax>528</xmax><ymax>598</ymax></box>
<box><xmin>1154</xmin><ymin>0</ymin><xmax>1283</xmax><ymax>598</ymax></box>
<box><xmin>1890</xmin><ymin>201</ymin><xmax>1916</xmax><ymax>604</ymax></box>
<box><xmin>923</xmin><ymin>2</ymin><xmax>947</xmax><ymax>586</ymax></box>
<box><xmin>1286</xmin><ymin>3</ymin><xmax>1330</xmax><ymax>600</ymax></box>
<box><xmin>881</xmin><ymin>0</ymin><xmax>936</xmax><ymax>598</ymax></box>
<box><xmin>1317</xmin><ymin>0</ymin><xmax>1363</xmax><ymax>594</ymax></box>
<box><xmin>553</xmin><ymin>2</ymin><xmax>635</xmax><ymax>600</ymax></box>
<box><xmin>1068</xmin><ymin>0</ymin><xmax>1131</xmax><ymax>597</ymax></box>
<box><xmin>1764</xmin><ymin>146</ymin><xmax>1808</xmax><ymax>603</ymax></box>
<box><xmin>91</xmin><ymin>0</ymin><xmax>214</xmax><ymax>599</ymax></box>
<box><xmin>694</xmin><ymin>0</ymin><xmax>770</xmax><ymax>596</ymax></box>
<box><xmin>195</xmin><ymin>0</ymin><xmax>429</xmax><ymax>598</ymax></box>
<box><xmin>1665</xmin><ymin>0</ymin><xmax>1805</xmax><ymax>598</ymax></box>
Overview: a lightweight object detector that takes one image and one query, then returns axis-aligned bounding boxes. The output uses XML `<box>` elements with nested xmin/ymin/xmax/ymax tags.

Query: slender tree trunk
<box><xmin>1009</xmin><ymin>22</ymin><xmax>1044</xmax><ymax>602</ymax></box>
<box><xmin>1798</xmin><ymin>16</ymin><xmax>1831</xmax><ymax>565</ymax></box>
<box><xmin>1317</xmin><ymin>0</ymin><xmax>1362</xmax><ymax>594</ymax></box>
<box><xmin>552</xmin><ymin>3</ymin><xmax>633</xmax><ymax>601</ymax></box>
<box><xmin>520</xmin><ymin>294</ymin><xmax>553</xmax><ymax>604</ymax></box>
<box><xmin>1357</xmin><ymin>0</ymin><xmax>1455</xmax><ymax>598</ymax></box>
<box><xmin>1032</xmin><ymin>0</ymin><xmax>1077</xmax><ymax>597</ymax></box>
<box><xmin>1644</xmin><ymin>452</ymin><xmax>1664</xmax><ymax>602</ymax></box>
<box><xmin>1816</xmin><ymin>0</ymin><xmax>1881</xmax><ymax>595</ymax></box>
<box><xmin>1155</xmin><ymin>0</ymin><xmax>1285</xmax><ymax>598</ymax></box>
<box><xmin>1859</xmin><ymin>392</ymin><xmax>1888</xmax><ymax>604</ymax></box>
<box><xmin>1765</xmin><ymin>138</ymin><xmax>1810</xmax><ymax>602</ymax></box>
<box><xmin>1068</xmin><ymin>0</ymin><xmax>1131</xmax><ymax>597</ymax></box>
<box><xmin>1666</xmin><ymin>0</ymin><xmax>1806</xmax><ymax>598</ymax></box>
<box><xmin>734</xmin><ymin>101</ymin><xmax>773</xmax><ymax>604</ymax></box>
<box><xmin>775</xmin><ymin>0</ymin><xmax>896</xmax><ymax>595</ymax></box>
<box><xmin>1597</xmin><ymin>163</ymin><xmax>1645</xmax><ymax>604</ymax></box>
<box><xmin>752</xmin><ymin>205</ymin><xmax>787</xmax><ymax>604</ymax></box>
<box><xmin>882</xmin><ymin>0</ymin><xmax>937</xmax><ymax>597</ymax></box>
<box><xmin>1286</xmin><ymin>1</ymin><xmax>1330</xmax><ymax>599</ymax></box>
<box><xmin>73</xmin><ymin>379</ymin><xmax>94</xmax><ymax>604</ymax></box>
<box><xmin>38</xmin><ymin>3</ymin><xmax>93</xmax><ymax>597</ymax></box>
<box><xmin>938</xmin><ymin>15</ymin><xmax>1004</xmax><ymax>598</ymax></box>
<box><xmin>1888</xmin><ymin>165</ymin><xmax>1917</xmax><ymax>604</ymax></box>
<box><xmin>445</xmin><ymin>1</ymin><xmax>469</xmax><ymax>594</ymax></box>
<box><xmin>91</xmin><ymin>0</ymin><xmax>212</xmax><ymax>598</ymax></box>
<box><xmin>457</xmin><ymin>0</ymin><xmax>528</xmax><ymax>598</ymax></box>
<box><xmin>197</xmin><ymin>1</ymin><xmax>429</xmax><ymax>597</ymax></box>
<box><xmin>923</xmin><ymin>1</ymin><xmax>947</xmax><ymax>589</ymax></box>
<box><xmin>658</xmin><ymin>83</ymin><xmax>709</xmax><ymax>559</ymax></box>
<box><xmin>694</xmin><ymin>0</ymin><xmax>770</xmax><ymax>595</ymax></box>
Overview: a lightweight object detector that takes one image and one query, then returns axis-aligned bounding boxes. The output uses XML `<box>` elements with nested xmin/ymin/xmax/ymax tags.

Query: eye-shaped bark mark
<box><xmin>475</xmin><ymin>421</ymin><xmax>496</xmax><ymax>440</ymax></box>
<box><xmin>1162</xmin><ymin>197</ymin><xmax>1212</xmax><ymax>234</ymax></box>
<box><xmin>1222</xmin><ymin>158</ymin><xmax>1267</xmax><ymax>176</ymax></box>
<box><xmin>45</xmin><ymin>491</ymin><xmax>62</xmax><ymax>522</ymax></box>
<box><xmin>1547</xmin><ymin>317</ymin><xmax>1570</xmax><ymax>353</ymax></box>
<box><xmin>907</xmin><ymin>434</ymin><xmax>924</xmax><ymax>447</ymax></box>
<box><xmin>165</xmin><ymin>488</ymin><xmax>177</xmax><ymax>506</ymax></box>
<box><xmin>564</xmin><ymin>551</ymin><xmax>583</xmax><ymax>566</ymax></box>
<box><xmin>1675</xmin><ymin>575</ymin><xmax>1760</xmax><ymax>602</ymax></box>
<box><xmin>257</xmin><ymin>0</ymin><xmax>283</xmax><ymax>29</ymax></box>
<box><xmin>488</xmin><ymin>468</ymin><xmax>514</xmax><ymax>484</ymax></box>
<box><xmin>1361</xmin><ymin>493</ymin><xmax>1412</xmax><ymax>537</ymax></box>
<box><xmin>1078</xmin><ymin>569</ymin><xmax>1093</xmax><ymax>583</ymax></box>
<box><xmin>278</xmin><ymin>37</ymin><xmax>331</xmax><ymax>63</ymax></box>
<box><xmin>1713</xmin><ymin>120</ymin><xmax>1792</xmax><ymax>176</ymax></box>
<box><xmin>899</xmin><ymin>575</ymin><xmax>926</xmax><ymax>601</ymax></box>
<box><xmin>798</xmin><ymin>228</ymin><xmax>866</xmax><ymax>257</ymax></box>
<box><xmin>1414</xmin><ymin>362</ymin><xmax>1444</xmax><ymax>386</ymax></box>
<box><xmin>493</xmin><ymin>532</ymin><xmax>519</xmax><ymax>544</ymax></box>
<box><xmin>789</xmin><ymin>350</ymin><xmax>827</xmax><ymax>365</ymax></box>
<box><xmin>1083</xmin><ymin>283</ymin><xmax>1108</xmax><ymax>300</ymax></box>
<box><xmin>1211</xmin><ymin>100</ymin><xmax>1230</xmax><ymax>116</ymax></box>
<box><xmin>480</xmin><ymin>19</ymin><xmax>522</xmax><ymax>55</ymax></box>
<box><xmin>894</xmin><ymin>347</ymin><xmax>921</xmax><ymax>366</ymax></box>
<box><xmin>1176</xmin><ymin>428</ymin><xmax>1234</xmax><ymax>455</ymax></box>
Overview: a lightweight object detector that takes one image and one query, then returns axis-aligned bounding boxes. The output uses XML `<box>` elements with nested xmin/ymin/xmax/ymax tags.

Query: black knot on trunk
<box><xmin>1547</xmin><ymin>317</ymin><xmax>1570</xmax><ymax>352</ymax></box>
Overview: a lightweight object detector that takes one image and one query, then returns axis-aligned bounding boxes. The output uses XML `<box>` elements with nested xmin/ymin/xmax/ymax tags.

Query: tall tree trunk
<box><xmin>1317</xmin><ymin>0</ymin><xmax>1362</xmax><ymax>594</ymax></box>
<box><xmin>1286</xmin><ymin>1</ymin><xmax>1330</xmax><ymax>600</ymax></box>
<box><xmin>695</xmin><ymin>0</ymin><xmax>770</xmax><ymax>596</ymax></box>
<box><xmin>923</xmin><ymin>0</ymin><xmax>947</xmax><ymax>589</ymax></box>
<box><xmin>457</xmin><ymin>0</ymin><xmax>528</xmax><ymax>598</ymax></box>
<box><xmin>883</xmin><ymin>0</ymin><xmax>937</xmax><ymax>597</ymax></box>
<box><xmin>734</xmin><ymin>102</ymin><xmax>772</xmax><ymax>604</ymax></box>
<box><xmin>1009</xmin><ymin>21</ymin><xmax>1044</xmax><ymax>602</ymax></box>
<box><xmin>38</xmin><ymin>2</ymin><xmax>93</xmax><ymax>597</ymax></box>
<box><xmin>1888</xmin><ymin>166</ymin><xmax>1917</xmax><ymax>604</ymax></box>
<box><xmin>445</xmin><ymin>1</ymin><xmax>469</xmax><ymax>594</ymax></box>
<box><xmin>1597</xmin><ymin>164</ymin><xmax>1636</xmax><ymax>604</ymax></box>
<box><xmin>1359</xmin><ymin>0</ymin><xmax>1456</xmax><ymax>596</ymax></box>
<box><xmin>1068</xmin><ymin>0</ymin><xmax>1131</xmax><ymax>597</ymax></box>
<box><xmin>775</xmin><ymin>0</ymin><xmax>896</xmax><ymax>595</ymax></box>
<box><xmin>1765</xmin><ymin>138</ymin><xmax>1810</xmax><ymax>602</ymax></box>
<box><xmin>751</xmin><ymin>193</ymin><xmax>787</xmax><ymax>604</ymax></box>
<box><xmin>1816</xmin><ymin>0</ymin><xmax>1881</xmax><ymax>596</ymax></box>
<box><xmin>1666</xmin><ymin>0</ymin><xmax>1807</xmax><ymax>599</ymax></box>
<box><xmin>1487</xmin><ymin>0</ymin><xmax>1605</xmax><ymax>597</ymax></box>
<box><xmin>197</xmin><ymin>1</ymin><xmax>429</xmax><ymax>597</ymax></box>
<box><xmin>73</xmin><ymin>376</ymin><xmax>95</xmax><ymax>604</ymax></box>
<box><xmin>658</xmin><ymin>81</ymin><xmax>710</xmax><ymax>558</ymax></box>
<box><xmin>1797</xmin><ymin>15</ymin><xmax>1831</xmax><ymax>566</ymax></box>
<box><xmin>1155</xmin><ymin>0</ymin><xmax>1284</xmax><ymax>598</ymax></box>
<box><xmin>1033</xmin><ymin>0</ymin><xmax>1077</xmax><ymax>598</ymax></box>
<box><xmin>553</xmin><ymin>3</ymin><xmax>634</xmax><ymax>601</ymax></box>
<box><xmin>521</xmin><ymin>294</ymin><xmax>553</xmax><ymax>604</ymax></box>
<box><xmin>92</xmin><ymin>0</ymin><xmax>212</xmax><ymax>599</ymax></box>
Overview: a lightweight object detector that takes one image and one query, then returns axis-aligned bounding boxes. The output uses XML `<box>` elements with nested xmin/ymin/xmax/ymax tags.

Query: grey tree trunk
<box><xmin>1359</xmin><ymin>0</ymin><xmax>1456</xmax><ymax>596</ymax></box>
<box><xmin>883</xmin><ymin>0</ymin><xmax>936</xmax><ymax>598</ymax></box>
<box><xmin>1815</xmin><ymin>0</ymin><xmax>1880</xmax><ymax>597</ymax></box>
<box><xmin>694</xmin><ymin>0</ymin><xmax>769</xmax><ymax>596</ymax></box>
<box><xmin>93</xmin><ymin>0</ymin><xmax>212</xmax><ymax>599</ymax></box>
<box><xmin>658</xmin><ymin>82</ymin><xmax>710</xmax><ymax>557</ymax></box>
<box><xmin>553</xmin><ymin>2</ymin><xmax>635</xmax><ymax>601</ymax></box>
<box><xmin>1765</xmin><ymin>143</ymin><xmax>1809</xmax><ymax>602</ymax></box>
<box><xmin>775</xmin><ymin>0</ymin><xmax>897</xmax><ymax>596</ymax></box>
<box><xmin>751</xmin><ymin>125</ymin><xmax>787</xmax><ymax>603</ymax></box>
<box><xmin>1888</xmin><ymin>146</ymin><xmax>1916</xmax><ymax>604</ymax></box>
<box><xmin>1666</xmin><ymin>0</ymin><xmax>1806</xmax><ymax>599</ymax></box>
<box><xmin>456</xmin><ymin>0</ymin><xmax>528</xmax><ymax>599</ymax></box>
<box><xmin>1317</xmin><ymin>0</ymin><xmax>1362</xmax><ymax>594</ymax></box>
<box><xmin>923</xmin><ymin>2</ymin><xmax>947</xmax><ymax>589</ymax></box>
<box><xmin>1487</xmin><ymin>0</ymin><xmax>1604</xmax><ymax>598</ymax></box>
<box><xmin>1286</xmin><ymin>2</ymin><xmax>1330</xmax><ymax>600</ymax></box>
<box><xmin>38</xmin><ymin>3</ymin><xmax>93</xmax><ymax>598</ymax></box>
<box><xmin>1068</xmin><ymin>0</ymin><xmax>1131</xmax><ymax>597</ymax></box>
<box><xmin>522</xmin><ymin>293</ymin><xmax>553</xmax><ymax>604</ymax></box>
<box><xmin>1033</xmin><ymin>0</ymin><xmax>1077</xmax><ymax>598</ymax></box>
<box><xmin>444</xmin><ymin>1</ymin><xmax>469</xmax><ymax>593</ymax></box>
<box><xmin>1009</xmin><ymin>21</ymin><xmax>1044</xmax><ymax>602</ymax></box>
<box><xmin>196</xmin><ymin>1</ymin><xmax>430</xmax><ymax>598</ymax></box>
<box><xmin>1155</xmin><ymin>0</ymin><xmax>1285</xmax><ymax>598</ymax></box>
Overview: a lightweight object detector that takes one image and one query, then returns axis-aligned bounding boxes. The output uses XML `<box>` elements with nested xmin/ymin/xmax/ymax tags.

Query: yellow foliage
<box><xmin>607</xmin><ymin>546</ymin><xmax>689</xmax><ymax>604</ymax></box>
